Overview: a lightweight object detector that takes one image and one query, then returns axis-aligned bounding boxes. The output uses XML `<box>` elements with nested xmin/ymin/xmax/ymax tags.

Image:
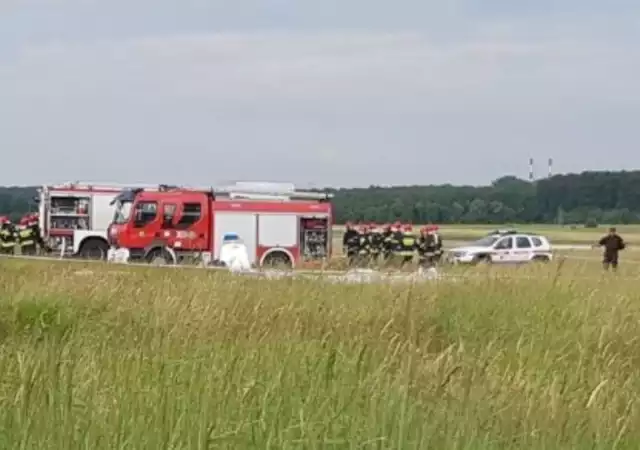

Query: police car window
<box><xmin>516</xmin><ymin>236</ymin><xmax>532</xmax><ymax>248</ymax></box>
<box><xmin>531</xmin><ymin>237</ymin><xmax>543</xmax><ymax>247</ymax></box>
<box><xmin>133</xmin><ymin>201</ymin><xmax>157</xmax><ymax>225</ymax></box>
<box><xmin>494</xmin><ymin>237</ymin><xmax>512</xmax><ymax>249</ymax></box>
<box><xmin>176</xmin><ymin>203</ymin><xmax>202</xmax><ymax>227</ymax></box>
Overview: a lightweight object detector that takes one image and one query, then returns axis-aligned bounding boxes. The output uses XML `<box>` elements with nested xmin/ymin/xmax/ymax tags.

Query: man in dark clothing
<box><xmin>417</xmin><ymin>225</ymin><xmax>442</xmax><ymax>267</ymax></box>
<box><xmin>0</xmin><ymin>216</ymin><xmax>17</xmax><ymax>254</ymax></box>
<box><xmin>357</xmin><ymin>224</ymin><xmax>372</xmax><ymax>266</ymax></box>
<box><xmin>596</xmin><ymin>227</ymin><xmax>625</xmax><ymax>271</ymax></box>
<box><xmin>17</xmin><ymin>213</ymin><xmax>45</xmax><ymax>255</ymax></box>
<box><xmin>367</xmin><ymin>224</ymin><xmax>384</xmax><ymax>264</ymax></box>
<box><xmin>342</xmin><ymin>222</ymin><xmax>360</xmax><ymax>265</ymax></box>
<box><xmin>417</xmin><ymin>226</ymin><xmax>434</xmax><ymax>267</ymax></box>
<box><xmin>431</xmin><ymin>225</ymin><xmax>444</xmax><ymax>262</ymax></box>
<box><xmin>398</xmin><ymin>224</ymin><xmax>417</xmax><ymax>266</ymax></box>
<box><xmin>379</xmin><ymin>223</ymin><xmax>392</xmax><ymax>260</ymax></box>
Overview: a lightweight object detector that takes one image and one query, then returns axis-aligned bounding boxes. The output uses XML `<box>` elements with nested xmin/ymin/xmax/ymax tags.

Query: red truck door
<box><xmin>127</xmin><ymin>199</ymin><xmax>160</xmax><ymax>249</ymax></box>
<box><xmin>169</xmin><ymin>200</ymin><xmax>208</xmax><ymax>251</ymax></box>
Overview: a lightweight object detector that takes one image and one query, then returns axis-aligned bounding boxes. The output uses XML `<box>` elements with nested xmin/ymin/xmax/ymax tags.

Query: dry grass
<box><xmin>2</xmin><ymin>258</ymin><xmax>640</xmax><ymax>449</ymax></box>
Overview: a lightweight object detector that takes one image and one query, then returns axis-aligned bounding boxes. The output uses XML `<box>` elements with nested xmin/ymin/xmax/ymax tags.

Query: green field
<box><xmin>332</xmin><ymin>224</ymin><xmax>640</xmax><ymax>246</ymax></box>
<box><xmin>2</xmin><ymin>258</ymin><xmax>640</xmax><ymax>448</ymax></box>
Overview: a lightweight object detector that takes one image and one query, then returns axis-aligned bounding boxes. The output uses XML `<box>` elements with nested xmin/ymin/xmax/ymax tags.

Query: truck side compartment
<box><xmin>213</xmin><ymin>212</ymin><xmax>258</xmax><ymax>264</ymax></box>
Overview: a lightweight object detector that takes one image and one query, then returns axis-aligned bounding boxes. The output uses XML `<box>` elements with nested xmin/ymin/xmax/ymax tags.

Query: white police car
<box><xmin>448</xmin><ymin>232</ymin><xmax>553</xmax><ymax>265</ymax></box>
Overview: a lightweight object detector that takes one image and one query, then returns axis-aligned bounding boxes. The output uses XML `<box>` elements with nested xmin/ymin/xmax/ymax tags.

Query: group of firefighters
<box><xmin>342</xmin><ymin>222</ymin><xmax>443</xmax><ymax>267</ymax></box>
<box><xmin>0</xmin><ymin>213</ymin><xmax>45</xmax><ymax>255</ymax></box>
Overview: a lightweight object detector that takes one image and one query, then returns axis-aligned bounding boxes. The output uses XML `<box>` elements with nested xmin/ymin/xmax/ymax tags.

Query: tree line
<box><xmin>3</xmin><ymin>170</ymin><xmax>640</xmax><ymax>224</ymax></box>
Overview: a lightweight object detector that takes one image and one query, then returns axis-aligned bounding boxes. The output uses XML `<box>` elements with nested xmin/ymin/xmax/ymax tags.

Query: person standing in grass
<box><xmin>595</xmin><ymin>227</ymin><xmax>626</xmax><ymax>271</ymax></box>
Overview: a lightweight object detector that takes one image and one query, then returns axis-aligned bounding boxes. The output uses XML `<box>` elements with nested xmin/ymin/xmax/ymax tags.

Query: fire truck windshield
<box><xmin>112</xmin><ymin>201</ymin><xmax>132</xmax><ymax>224</ymax></box>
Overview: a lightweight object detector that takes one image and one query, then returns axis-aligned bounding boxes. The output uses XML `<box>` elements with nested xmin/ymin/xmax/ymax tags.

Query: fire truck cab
<box><xmin>108</xmin><ymin>182</ymin><xmax>333</xmax><ymax>268</ymax></box>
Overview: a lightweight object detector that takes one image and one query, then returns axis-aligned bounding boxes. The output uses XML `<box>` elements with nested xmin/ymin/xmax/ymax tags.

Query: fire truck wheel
<box><xmin>261</xmin><ymin>251</ymin><xmax>293</xmax><ymax>269</ymax></box>
<box><xmin>79</xmin><ymin>238</ymin><xmax>109</xmax><ymax>260</ymax></box>
<box><xmin>146</xmin><ymin>248</ymin><xmax>175</xmax><ymax>265</ymax></box>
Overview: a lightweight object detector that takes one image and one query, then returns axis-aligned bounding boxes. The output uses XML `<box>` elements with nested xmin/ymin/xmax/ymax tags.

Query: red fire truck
<box><xmin>108</xmin><ymin>182</ymin><xmax>334</xmax><ymax>268</ymax></box>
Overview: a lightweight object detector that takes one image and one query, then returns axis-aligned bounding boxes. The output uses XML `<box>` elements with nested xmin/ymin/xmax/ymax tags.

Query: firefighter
<box><xmin>398</xmin><ymin>224</ymin><xmax>417</xmax><ymax>266</ymax></box>
<box><xmin>381</xmin><ymin>222</ymin><xmax>400</xmax><ymax>264</ymax></box>
<box><xmin>367</xmin><ymin>223</ymin><xmax>384</xmax><ymax>264</ymax></box>
<box><xmin>380</xmin><ymin>223</ymin><xmax>395</xmax><ymax>262</ymax></box>
<box><xmin>16</xmin><ymin>215</ymin><xmax>36</xmax><ymax>252</ymax></box>
<box><xmin>432</xmin><ymin>225</ymin><xmax>444</xmax><ymax>262</ymax></box>
<box><xmin>17</xmin><ymin>213</ymin><xmax>43</xmax><ymax>255</ymax></box>
<box><xmin>416</xmin><ymin>226</ymin><xmax>430</xmax><ymax>265</ymax></box>
<box><xmin>417</xmin><ymin>225</ymin><xmax>439</xmax><ymax>268</ymax></box>
<box><xmin>388</xmin><ymin>221</ymin><xmax>405</xmax><ymax>262</ymax></box>
<box><xmin>0</xmin><ymin>216</ymin><xmax>17</xmax><ymax>254</ymax></box>
<box><xmin>357</xmin><ymin>223</ymin><xmax>372</xmax><ymax>266</ymax></box>
<box><xmin>342</xmin><ymin>222</ymin><xmax>360</xmax><ymax>265</ymax></box>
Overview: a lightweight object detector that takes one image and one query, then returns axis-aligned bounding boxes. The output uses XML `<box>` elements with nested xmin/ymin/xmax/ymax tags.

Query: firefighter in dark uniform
<box><xmin>432</xmin><ymin>225</ymin><xmax>444</xmax><ymax>263</ymax></box>
<box><xmin>417</xmin><ymin>225</ymin><xmax>442</xmax><ymax>268</ymax></box>
<box><xmin>17</xmin><ymin>213</ymin><xmax>44</xmax><ymax>255</ymax></box>
<box><xmin>380</xmin><ymin>223</ymin><xmax>395</xmax><ymax>262</ymax></box>
<box><xmin>417</xmin><ymin>226</ymin><xmax>435</xmax><ymax>268</ymax></box>
<box><xmin>389</xmin><ymin>221</ymin><xmax>404</xmax><ymax>262</ymax></box>
<box><xmin>398</xmin><ymin>224</ymin><xmax>417</xmax><ymax>266</ymax></box>
<box><xmin>596</xmin><ymin>227</ymin><xmax>625</xmax><ymax>271</ymax></box>
<box><xmin>342</xmin><ymin>222</ymin><xmax>360</xmax><ymax>265</ymax></box>
<box><xmin>367</xmin><ymin>223</ymin><xmax>384</xmax><ymax>264</ymax></box>
<box><xmin>382</xmin><ymin>222</ymin><xmax>401</xmax><ymax>264</ymax></box>
<box><xmin>0</xmin><ymin>216</ymin><xmax>17</xmax><ymax>254</ymax></box>
<box><xmin>357</xmin><ymin>223</ymin><xmax>372</xmax><ymax>266</ymax></box>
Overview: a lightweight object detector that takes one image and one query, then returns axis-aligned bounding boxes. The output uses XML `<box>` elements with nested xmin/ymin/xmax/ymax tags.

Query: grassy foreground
<box><xmin>2</xmin><ymin>259</ymin><xmax>640</xmax><ymax>449</ymax></box>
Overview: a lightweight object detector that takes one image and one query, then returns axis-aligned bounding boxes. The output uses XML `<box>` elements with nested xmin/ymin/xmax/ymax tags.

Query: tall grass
<box><xmin>1</xmin><ymin>259</ymin><xmax>640</xmax><ymax>449</ymax></box>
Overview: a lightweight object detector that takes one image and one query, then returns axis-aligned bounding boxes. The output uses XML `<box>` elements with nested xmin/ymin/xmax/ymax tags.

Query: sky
<box><xmin>1</xmin><ymin>1</ymin><xmax>639</xmax><ymax>188</ymax></box>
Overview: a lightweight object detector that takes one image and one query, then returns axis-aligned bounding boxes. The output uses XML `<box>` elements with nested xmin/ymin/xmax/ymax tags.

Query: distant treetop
<box><xmin>3</xmin><ymin>170</ymin><xmax>640</xmax><ymax>224</ymax></box>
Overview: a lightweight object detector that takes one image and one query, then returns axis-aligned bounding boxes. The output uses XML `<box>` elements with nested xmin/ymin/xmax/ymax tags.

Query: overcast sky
<box><xmin>1</xmin><ymin>1</ymin><xmax>639</xmax><ymax>188</ymax></box>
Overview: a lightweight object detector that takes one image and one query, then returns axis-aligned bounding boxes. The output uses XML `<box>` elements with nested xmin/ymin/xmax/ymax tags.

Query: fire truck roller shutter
<box><xmin>213</xmin><ymin>212</ymin><xmax>258</xmax><ymax>264</ymax></box>
<box><xmin>91</xmin><ymin>193</ymin><xmax>118</xmax><ymax>230</ymax></box>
